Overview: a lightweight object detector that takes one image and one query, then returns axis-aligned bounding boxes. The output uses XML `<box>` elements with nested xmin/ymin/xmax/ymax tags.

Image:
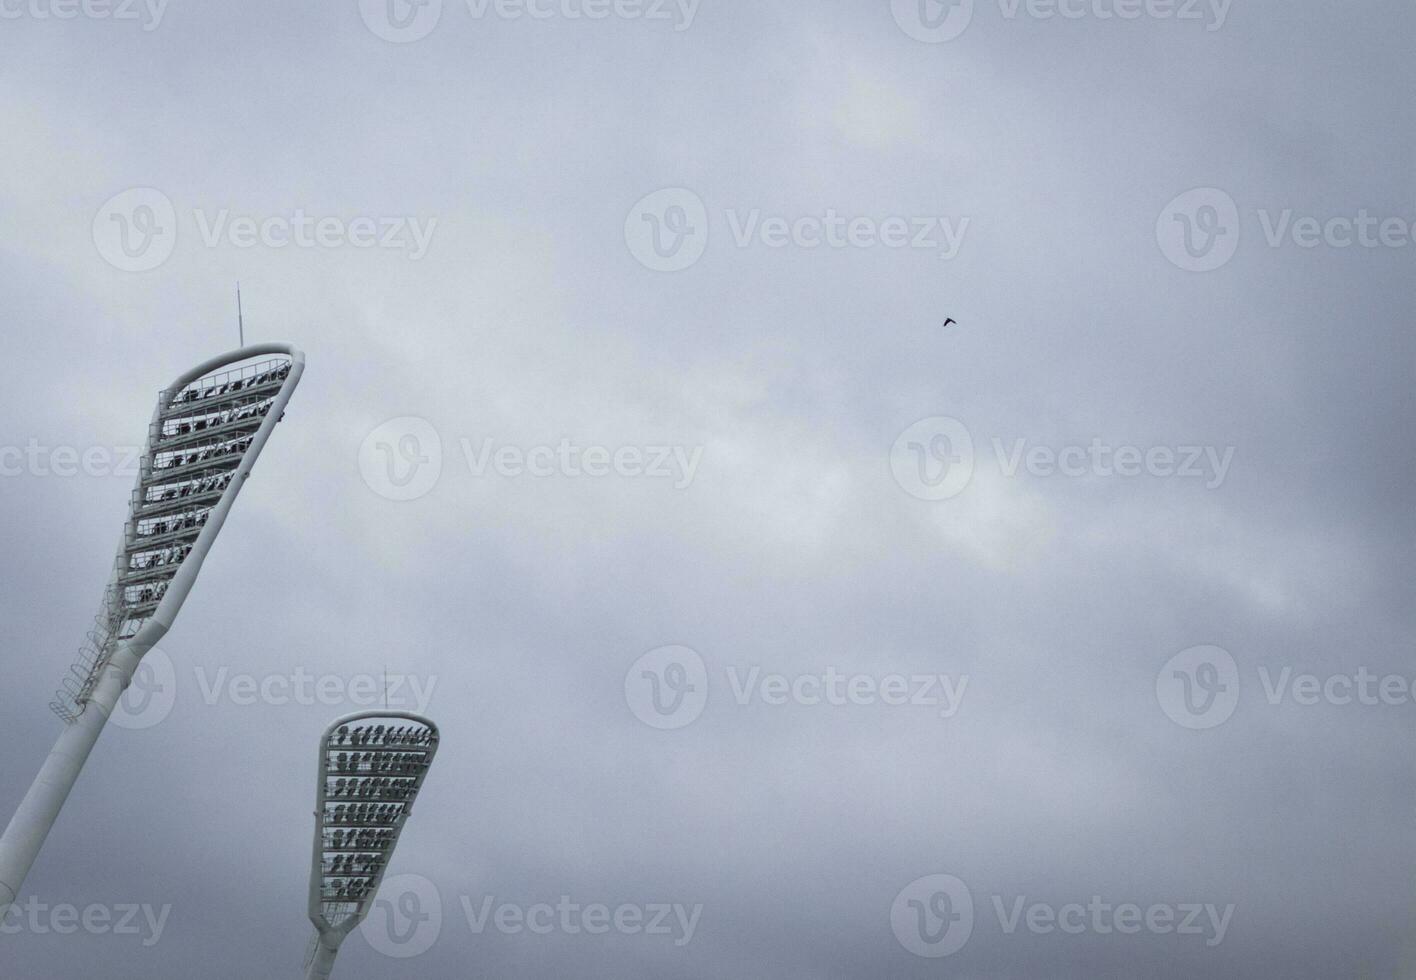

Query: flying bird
<box><xmin>942</xmin><ymin>317</ymin><xmax>957</xmax><ymax>329</ymax></box>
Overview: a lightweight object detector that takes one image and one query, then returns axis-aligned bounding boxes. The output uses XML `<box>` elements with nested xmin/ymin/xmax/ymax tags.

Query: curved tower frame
<box><xmin>0</xmin><ymin>344</ymin><xmax>305</xmax><ymax>915</ymax></box>
<box><xmin>304</xmin><ymin>711</ymin><xmax>441</xmax><ymax>980</ymax></box>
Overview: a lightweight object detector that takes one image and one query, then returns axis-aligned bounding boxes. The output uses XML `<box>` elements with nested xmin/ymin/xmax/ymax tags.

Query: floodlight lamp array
<box><xmin>309</xmin><ymin>713</ymin><xmax>440</xmax><ymax>934</ymax></box>
<box><xmin>50</xmin><ymin>351</ymin><xmax>300</xmax><ymax>722</ymax></box>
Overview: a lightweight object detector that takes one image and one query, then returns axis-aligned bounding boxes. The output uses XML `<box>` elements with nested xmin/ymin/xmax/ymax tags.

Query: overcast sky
<box><xmin>1</xmin><ymin>0</ymin><xmax>1415</xmax><ymax>977</ymax></box>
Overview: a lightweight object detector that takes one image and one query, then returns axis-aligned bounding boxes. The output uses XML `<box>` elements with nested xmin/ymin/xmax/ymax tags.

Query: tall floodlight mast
<box><xmin>0</xmin><ymin>344</ymin><xmax>305</xmax><ymax>915</ymax></box>
<box><xmin>304</xmin><ymin>712</ymin><xmax>440</xmax><ymax>980</ymax></box>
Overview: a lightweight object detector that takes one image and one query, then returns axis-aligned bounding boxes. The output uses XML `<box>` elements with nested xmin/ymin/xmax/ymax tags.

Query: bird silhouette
<box><xmin>942</xmin><ymin>318</ymin><xmax>957</xmax><ymax>329</ymax></box>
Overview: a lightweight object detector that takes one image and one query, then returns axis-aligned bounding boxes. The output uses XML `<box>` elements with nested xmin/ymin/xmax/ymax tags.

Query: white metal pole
<box><xmin>303</xmin><ymin>935</ymin><xmax>342</xmax><ymax>979</ymax></box>
<box><xmin>0</xmin><ymin>639</ymin><xmax>152</xmax><ymax>915</ymax></box>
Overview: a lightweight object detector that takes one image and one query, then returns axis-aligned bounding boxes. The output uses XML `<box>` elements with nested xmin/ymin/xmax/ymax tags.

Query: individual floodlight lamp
<box><xmin>304</xmin><ymin>711</ymin><xmax>440</xmax><ymax>979</ymax></box>
<box><xmin>0</xmin><ymin>344</ymin><xmax>305</xmax><ymax>914</ymax></box>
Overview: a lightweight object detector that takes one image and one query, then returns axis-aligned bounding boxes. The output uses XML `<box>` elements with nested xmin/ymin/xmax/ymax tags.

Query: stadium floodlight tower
<box><xmin>304</xmin><ymin>711</ymin><xmax>440</xmax><ymax>979</ymax></box>
<box><xmin>0</xmin><ymin>344</ymin><xmax>305</xmax><ymax>915</ymax></box>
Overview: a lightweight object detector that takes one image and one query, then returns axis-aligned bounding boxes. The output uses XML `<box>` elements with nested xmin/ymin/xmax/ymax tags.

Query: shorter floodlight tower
<box><xmin>303</xmin><ymin>711</ymin><xmax>440</xmax><ymax>979</ymax></box>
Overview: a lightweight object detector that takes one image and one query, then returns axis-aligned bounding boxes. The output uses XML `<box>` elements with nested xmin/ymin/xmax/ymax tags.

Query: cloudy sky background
<box><xmin>2</xmin><ymin>0</ymin><xmax>1415</xmax><ymax>976</ymax></box>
